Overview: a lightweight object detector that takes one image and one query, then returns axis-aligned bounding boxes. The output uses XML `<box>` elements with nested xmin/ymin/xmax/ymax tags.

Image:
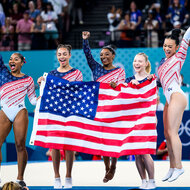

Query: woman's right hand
<box><xmin>82</xmin><ymin>31</ymin><xmax>90</xmax><ymax>39</ymax></box>
<box><xmin>131</xmin><ymin>79</ymin><xmax>139</xmax><ymax>85</ymax></box>
<box><xmin>37</xmin><ymin>76</ymin><xmax>44</xmax><ymax>85</ymax></box>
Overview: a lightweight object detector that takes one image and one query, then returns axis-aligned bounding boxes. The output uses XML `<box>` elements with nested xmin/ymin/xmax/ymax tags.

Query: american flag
<box><xmin>30</xmin><ymin>73</ymin><xmax>157</xmax><ymax>157</ymax></box>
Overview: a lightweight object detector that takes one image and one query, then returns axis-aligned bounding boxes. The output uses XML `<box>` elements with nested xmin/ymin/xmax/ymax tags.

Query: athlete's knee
<box><xmin>15</xmin><ymin>141</ymin><xmax>26</xmax><ymax>152</ymax></box>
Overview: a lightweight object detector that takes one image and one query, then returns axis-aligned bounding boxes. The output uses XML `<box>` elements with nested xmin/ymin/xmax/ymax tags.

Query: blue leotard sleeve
<box><xmin>83</xmin><ymin>39</ymin><xmax>100</xmax><ymax>71</ymax></box>
<box><xmin>0</xmin><ymin>55</ymin><xmax>10</xmax><ymax>87</ymax></box>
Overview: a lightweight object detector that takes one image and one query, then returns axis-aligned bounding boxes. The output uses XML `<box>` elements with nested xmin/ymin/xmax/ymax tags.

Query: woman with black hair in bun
<box><xmin>158</xmin><ymin>26</ymin><xmax>190</xmax><ymax>182</ymax></box>
<box><xmin>82</xmin><ymin>31</ymin><xmax>126</xmax><ymax>183</ymax></box>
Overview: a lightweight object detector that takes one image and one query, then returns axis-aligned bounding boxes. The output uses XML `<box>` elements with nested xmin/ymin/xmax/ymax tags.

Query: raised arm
<box><xmin>0</xmin><ymin>55</ymin><xmax>10</xmax><ymax>87</ymax></box>
<box><xmin>176</xmin><ymin>26</ymin><xmax>190</xmax><ymax>61</ymax></box>
<box><xmin>82</xmin><ymin>31</ymin><xmax>100</xmax><ymax>71</ymax></box>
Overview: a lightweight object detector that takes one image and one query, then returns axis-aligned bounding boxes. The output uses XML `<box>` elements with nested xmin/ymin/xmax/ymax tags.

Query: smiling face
<box><xmin>163</xmin><ymin>38</ymin><xmax>179</xmax><ymax>59</ymax></box>
<box><xmin>9</xmin><ymin>53</ymin><xmax>24</xmax><ymax>73</ymax></box>
<box><xmin>133</xmin><ymin>54</ymin><xmax>147</xmax><ymax>74</ymax></box>
<box><xmin>100</xmin><ymin>49</ymin><xmax>115</xmax><ymax>67</ymax></box>
<box><xmin>56</xmin><ymin>47</ymin><xmax>71</xmax><ymax>67</ymax></box>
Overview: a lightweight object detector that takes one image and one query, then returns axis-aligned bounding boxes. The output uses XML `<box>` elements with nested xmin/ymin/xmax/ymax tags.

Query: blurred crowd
<box><xmin>0</xmin><ymin>0</ymin><xmax>190</xmax><ymax>51</ymax></box>
<box><xmin>107</xmin><ymin>0</ymin><xmax>190</xmax><ymax>47</ymax></box>
<box><xmin>0</xmin><ymin>0</ymin><xmax>89</xmax><ymax>51</ymax></box>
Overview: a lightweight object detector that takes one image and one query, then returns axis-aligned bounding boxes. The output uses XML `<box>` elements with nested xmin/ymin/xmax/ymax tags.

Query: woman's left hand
<box><xmin>110</xmin><ymin>81</ymin><xmax>117</xmax><ymax>89</ymax></box>
<box><xmin>147</xmin><ymin>74</ymin><xmax>155</xmax><ymax>80</ymax></box>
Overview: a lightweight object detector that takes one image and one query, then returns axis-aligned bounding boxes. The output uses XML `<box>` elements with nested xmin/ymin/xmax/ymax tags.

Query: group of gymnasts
<box><xmin>0</xmin><ymin>26</ymin><xmax>190</xmax><ymax>189</ymax></box>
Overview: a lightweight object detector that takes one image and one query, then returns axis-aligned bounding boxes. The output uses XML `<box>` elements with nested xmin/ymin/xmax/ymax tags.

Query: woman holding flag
<box><xmin>37</xmin><ymin>44</ymin><xmax>83</xmax><ymax>189</ymax></box>
<box><xmin>82</xmin><ymin>31</ymin><xmax>126</xmax><ymax>183</ymax></box>
<box><xmin>125</xmin><ymin>53</ymin><xmax>156</xmax><ymax>189</ymax></box>
<box><xmin>158</xmin><ymin>27</ymin><xmax>190</xmax><ymax>182</ymax></box>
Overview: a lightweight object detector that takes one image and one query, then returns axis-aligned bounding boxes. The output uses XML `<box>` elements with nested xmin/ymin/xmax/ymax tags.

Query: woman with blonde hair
<box><xmin>125</xmin><ymin>53</ymin><xmax>156</xmax><ymax>189</ymax></box>
<box><xmin>1</xmin><ymin>181</ymin><xmax>29</xmax><ymax>190</ymax></box>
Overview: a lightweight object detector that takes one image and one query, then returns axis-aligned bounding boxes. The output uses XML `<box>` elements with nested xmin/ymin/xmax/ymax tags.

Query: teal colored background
<box><xmin>1</xmin><ymin>47</ymin><xmax>190</xmax><ymax>162</ymax></box>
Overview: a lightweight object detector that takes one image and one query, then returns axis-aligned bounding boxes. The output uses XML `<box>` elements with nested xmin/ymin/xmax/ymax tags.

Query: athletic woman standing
<box><xmin>0</xmin><ymin>53</ymin><xmax>37</xmax><ymax>187</ymax></box>
<box><xmin>82</xmin><ymin>31</ymin><xmax>126</xmax><ymax>183</ymax></box>
<box><xmin>37</xmin><ymin>44</ymin><xmax>83</xmax><ymax>189</ymax></box>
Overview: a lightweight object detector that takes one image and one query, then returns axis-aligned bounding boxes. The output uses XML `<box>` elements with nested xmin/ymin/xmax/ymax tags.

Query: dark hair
<box><xmin>13</xmin><ymin>52</ymin><xmax>26</xmax><ymax>63</ymax></box>
<box><xmin>101</xmin><ymin>45</ymin><xmax>116</xmax><ymax>55</ymax></box>
<box><xmin>165</xmin><ymin>29</ymin><xmax>181</xmax><ymax>45</ymax></box>
<box><xmin>56</xmin><ymin>44</ymin><xmax>72</xmax><ymax>54</ymax></box>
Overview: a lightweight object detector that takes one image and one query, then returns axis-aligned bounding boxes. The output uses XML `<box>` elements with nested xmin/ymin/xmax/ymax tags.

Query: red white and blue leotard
<box><xmin>48</xmin><ymin>68</ymin><xmax>83</xmax><ymax>82</ymax></box>
<box><xmin>83</xmin><ymin>39</ymin><xmax>126</xmax><ymax>84</ymax></box>
<box><xmin>0</xmin><ymin>55</ymin><xmax>37</xmax><ymax>122</ymax></box>
<box><xmin>158</xmin><ymin>27</ymin><xmax>190</xmax><ymax>103</ymax></box>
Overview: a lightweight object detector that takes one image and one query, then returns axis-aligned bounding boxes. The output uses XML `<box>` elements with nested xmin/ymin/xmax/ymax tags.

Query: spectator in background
<box><xmin>149</xmin><ymin>2</ymin><xmax>166</xmax><ymax>46</ymax></box>
<box><xmin>168</xmin><ymin>0</ymin><xmax>189</xmax><ymax>7</ymax></box>
<box><xmin>0</xmin><ymin>17</ymin><xmax>14</xmax><ymax>51</ymax></box>
<box><xmin>71</xmin><ymin>0</ymin><xmax>84</xmax><ymax>25</ymax></box>
<box><xmin>165</xmin><ymin>0</ymin><xmax>189</xmax><ymax>30</ymax></box>
<box><xmin>165</xmin><ymin>21</ymin><xmax>185</xmax><ymax>42</ymax></box>
<box><xmin>36</xmin><ymin>0</ymin><xmax>44</xmax><ymax>12</ymax></box>
<box><xmin>128</xmin><ymin>1</ymin><xmax>142</xmax><ymax>47</ymax></box>
<box><xmin>28</xmin><ymin>1</ymin><xmax>41</xmax><ymax>22</ymax></box>
<box><xmin>13</xmin><ymin>0</ymin><xmax>27</xmax><ymax>13</ymax></box>
<box><xmin>30</xmin><ymin>14</ymin><xmax>46</xmax><ymax>49</ymax></box>
<box><xmin>48</xmin><ymin>0</ymin><xmax>68</xmax><ymax>42</ymax></box>
<box><xmin>107</xmin><ymin>5</ymin><xmax>122</xmax><ymax>42</ymax></box>
<box><xmin>149</xmin><ymin>2</ymin><xmax>165</xmax><ymax>29</ymax></box>
<box><xmin>10</xmin><ymin>3</ymin><xmax>23</xmax><ymax>30</ymax></box>
<box><xmin>117</xmin><ymin>11</ymin><xmax>136</xmax><ymax>47</ymax></box>
<box><xmin>144</xmin><ymin>10</ymin><xmax>159</xmax><ymax>47</ymax></box>
<box><xmin>1</xmin><ymin>1</ymin><xmax>11</xmax><ymax>16</ymax></box>
<box><xmin>157</xmin><ymin>140</ymin><xmax>169</xmax><ymax>160</ymax></box>
<box><xmin>0</xmin><ymin>3</ymin><xmax>4</xmax><ymax>13</ymax></box>
<box><xmin>41</xmin><ymin>2</ymin><xmax>59</xmax><ymax>49</ymax></box>
<box><xmin>16</xmin><ymin>10</ymin><xmax>33</xmax><ymax>51</ymax></box>
<box><xmin>0</xmin><ymin>10</ymin><xmax>5</xmax><ymax>27</ymax></box>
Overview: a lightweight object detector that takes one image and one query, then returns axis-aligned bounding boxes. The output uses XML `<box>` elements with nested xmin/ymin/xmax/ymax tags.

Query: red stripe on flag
<box><xmin>38</xmin><ymin>119</ymin><xmax>156</xmax><ymax>134</ymax></box>
<box><xmin>34</xmin><ymin>142</ymin><xmax>156</xmax><ymax>157</ymax></box>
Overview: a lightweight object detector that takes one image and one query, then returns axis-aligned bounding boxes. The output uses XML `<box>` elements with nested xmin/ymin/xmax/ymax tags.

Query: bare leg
<box><xmin>65</xmin><ymin>150</ymin><xmax>74</xmax><ymax>178</ymax></box>
<box><xmin>163</xmin><ymin>103</ymin><xmax>175</xmax><ymax>168</ymax></box>
<box><xmin>135</xmin><ymin>155</ymin><xmax>146</xmax><ymax>180</ymax></box>
<box><xmin>103</xmin><ymin>157</ymin><xmax>117</xmax><ymax>182</ymax></box>
<box><xmin>13</xmin><ymin>109</ymin><xmax>28</xmax><ymax>181</ymax></box>
<box><xmin>142</xmin><ymin>154</ymin><xmax>154</xmax><ymax>179</ymax></box>
<box><xmin>52</xmin><ymin>149</ymin><xmax>61</xmax><ymax>178</ymax></box>
<box><xmin>166</xmin><ymin>93</ymin><xmax>187</xmax><ymax>169</ymax></box>
<box><xmin>103</xmin><ymin>156</ymin><xmax>110</xmax><ymax>173</ymax></box>
<box><xmin>0</xmin><ymin>110</ymin><xmax>12</xmax><ymax>169</ymax></box>
<box><xmin>103</xmin><ymin>156</ymin><xmax>110</xmax><ymax>182</ymax></box>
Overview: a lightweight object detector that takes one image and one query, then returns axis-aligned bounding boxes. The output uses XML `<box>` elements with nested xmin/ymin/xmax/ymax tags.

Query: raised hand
<box><xmin>82</xmin><ymin>31</ymin><xmax>90</xmax><ymax>40</ymax></box>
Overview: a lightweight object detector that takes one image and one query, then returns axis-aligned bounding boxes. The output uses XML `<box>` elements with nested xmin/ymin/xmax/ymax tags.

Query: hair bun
<box><xmin>171</xmin><ymin>29</ymin><xmax>181</xmax><ymax>38</ymax></box>
<box><xmin>108</xmin><ymin>44</ymin><xmax>117</xmax><ymax>50</ymax></box>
